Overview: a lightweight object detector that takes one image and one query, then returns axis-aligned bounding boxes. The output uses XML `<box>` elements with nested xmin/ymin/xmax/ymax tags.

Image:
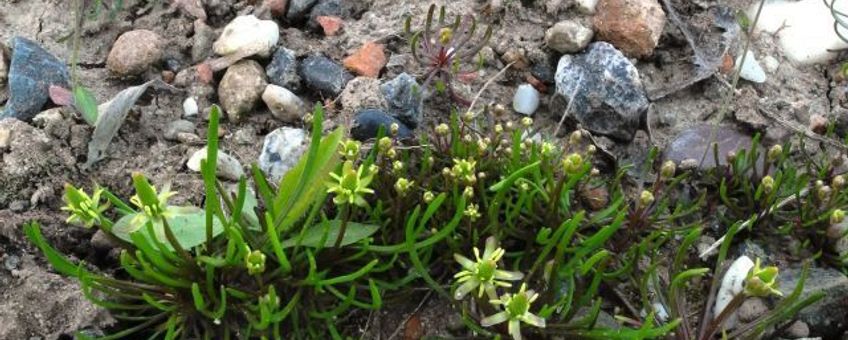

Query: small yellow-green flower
<box><xmin>423</xmin><ymin>191</ymin><xmax>435</xmax><ymax>203</ymax></box>
<box><xmin>129</xmin><ymin>183</ymin><xmax>177</xmax><ymax>225</ymax></box>
<box><xmin>767</xmin><ymin>144</ymin><xmax>783</xmax><ymax>162</ymax></box>
<box><xmin>832</xmin><ymin>209</ymin><xmax>846</xmax><ymax>225</ymax></box>
<box><xmin>452</xmin><ymin>158</ymin><xmax>478</xmax><ymax>185</ymax></box>
<box><xmin>61</xmin><ymin>185</ymin><xmax>108</xmax><ymax>228</ymax></box>
<box><xmin>338</xmin><ymin>139</ymin><xmax>361</xmax><ymax>160</ymax></box>
<box><xmin>453</xmin><ymin>237</ymin><xmax>523</xmax><ymax>300</ymax></box>
<box><xmin>327</xmin><ymin>161</ymin><xmax>375</xmax><ymax>207</ymax></box>
<box><xmin>481</xmin><ymin>283</ymin><xmax>546</xmax><ymax>340</ymax></box>
<box><xmin>464</xmin><ymin>203</ymin><xmax>481</xmax><ymax>221</ymax></box>
<box><xmin>436</xmin><ymin>123</ymin><xmax>450</xmax><ymax>135</ymax></box>
<box><xmin>392</xmin><ymin>160</ymin><xmax>404</xmax><ymax>172</ymax></box>
<box><xmin>745</xmin><ymin>258</ymin><xmax>782</xmax><ymax>297</ymax></box>
<box><xmin>660</xmin><ymin>160</ymin><xmax>676</xmax><ymax>179</ymax></box>
<box><xmin>244</xmin><ymin>247</ymin><xmax>266</xmax><ymax>275</ymax></box>
<box><xmin>562</xmin><ymin>153</ymin><xmax>584</xmax><ymax>175</ymax></box>
<box><xmin>639</xmin><ymin>190</ymin><xmax>654</xmax><ymax>208</ymax></box>
<box><xmin>540</xmin><ymin>142</ymin><xmax>554</xmax><ymax>157</ymax></box>
<box><xmin>394</xmin><ymin>178</ymin><xmax>414</xmax><ymax>195</ymax></box>
<box><xmin>761</xmin><ymin>175</ymin><xmax>775</xmax><ymax>195</ymax></box>
<box><xmin>520</xmin><ymin>117</ymin><xmax>533</xmax><ymax>127</ymax></box>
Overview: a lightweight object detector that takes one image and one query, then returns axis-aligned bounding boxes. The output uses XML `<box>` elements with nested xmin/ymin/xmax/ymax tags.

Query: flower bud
<box><xmin>494</xmin><ymin>124</ymin><xmax>504</xmax><ymax>133</ymax></box>
<box><xmin>245</xmin><ymin>248</ymin><xmax>266</xmax><ymax>275</ymax></box>
<box><xmin>586</xmin><ymin>145</ymin><xmax>596</xmax><ymax>155</ymax></box>
<box><xmin>831</xmin><ymin>209</ymin><xmax>846</xmax><ymax>225</ymax></box>
<box><xmin>562</xmin><ymin>153</ymin><xmax>584</xmax><ymax>175</ymax></box>
<box><xmin>392</xmin><ymin>160</ymin><xmax>404</xmax><ymax>172</ymax></box>
<box><xmin>521</xmin><ymin>117</ymin><xmax>533</xmax><ymax>127</ymax></box>
<box><xmin>463</xmin><ymin>186</ymin><xmax>474</xmax><ymax>199</ymax></box>
<box><xmin>660</xmin><ymin>160</ymin><xmax>676</xmax><ymax>179</ymax></box>
<box><xmin>639</xmin><ymin>190</ymin><xmax>654</xmax><ymax>207</ymax></box>
<box><xmin>436</xmin><ymin>123</ymin><xmax>450</xmax><ymax>135</ymax></box>
<box><xmin>390</xmin><ymin>123</ymin><xmax>400</xmax><ymax>136</ymax></box>
<box><xmin>726</xmin><ymin>151</ymin><xmax>737</xmax><ymax>163</ymax></box>
<box><xmin>818</xmin><ymin>185</ymin><xmax>832</xmax><ymax>201</ymax></box>
<box><xmin>761</xmin><ymin>176</ymin><xmax>775</xmax><ymax>195</ymax></box>
<box><xmin>767</xmin><ymin>145</ymin><xmax>783</xmax><ymax>162</ymax></box>
<box><xmin>569</xmin><ymin>131</ymin><xmax>582</xmax><ymax>145</ymax></box>
<box><xmin>462</xmin><ymin>111</ymin><xmax>475</xmax><ymax>122</ymax></box>
<box><xmin>378</xmin><ymin>137</ymin><xmax>392</xmax><ymax>152</ymax></box>
<box><xmin>505</xmin><ymin>121</ymin><xmax>514</xmax><ymax>130</ymax></box>
<box><xmin>423</xmin><ymin>191</ymin><xmax>435</xmax><ymax>203</ymax></box>
<box><xmin>386</xmin><ymin>148</ymin><xmax>397</xmax><ymax>159</ymax></box>
<box><xmin>394</xmin><ymin>178</ymin><xmax>414</xmax><ymax>195</ymax></box>
<box><xmin>833</xmin><ymin>175</ymin><xmax>845</xmax><ymax>190</ymax></box>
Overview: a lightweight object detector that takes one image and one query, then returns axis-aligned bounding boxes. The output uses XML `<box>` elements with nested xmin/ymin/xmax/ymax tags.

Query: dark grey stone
<box><xmin>663</xmin><ymin>124</ymin><xmax>762</xmax><ymax>171</ymax></box>
<box><xmin>287</xmin><ymin>0</ymin><xmax>319</xmax><ymax>21</ymax></box>
<box><xmin>531</xmin><ymin>62</ymin><xmax>555</xmax><ymax>85</ymax></box>
<box><xmin>351</xmin><ymin>109</ymin><xmax>412</xmax><ymax>141</ymax></box>
<box><xmin>298</xmin><ymin>54</ymin><xmax>352</xmax><ymax>97</ymax></box>
<box><xmin>308</xmin><ymin>0</ymin><xmax>342</xmax><ymax>30</ymax></box>
<box><xmin>554</xmin><ymin>42</ymin><xmax>647</xmax><ymax>141</ymax></box>
<box><xmin>1</xmin><ymin>37</ymin><xmax>69</xmax><ymax>121</ymax></box>
<box><xmin>779</xmin><ymin>266</ymin><xmax>848</xmax><ymax>338</ymax></box>
<box><xmin>266</xmin><ymin>47</ymin><xmax>301</xmax><ymax>92</ymax></box>
<box><xmin>381</xmin><ymin>73</ymin><xmax>423</xmax><ymax>128</ymax></box>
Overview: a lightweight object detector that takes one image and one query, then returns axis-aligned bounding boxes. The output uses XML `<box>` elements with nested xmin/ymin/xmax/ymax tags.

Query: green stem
<box><xmin>333</xmin><ymin>204</ymin><xmax>351</xmax><ymax>248</ymax></box>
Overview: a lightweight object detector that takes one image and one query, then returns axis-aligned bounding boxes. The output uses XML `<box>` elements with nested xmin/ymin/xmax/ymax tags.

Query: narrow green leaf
<box><xmin>279</xmin><ymin>220</ymin><xmax>379</xmax><ymax>248</ymax></box>
<box><xmin>73</xmin><ymin>85</ymin><xmax>98</xmax><ymax>125</ymax></box>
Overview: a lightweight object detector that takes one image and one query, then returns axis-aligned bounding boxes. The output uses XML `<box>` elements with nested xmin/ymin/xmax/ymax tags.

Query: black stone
<box><xmin>286</xmin><ymin>0</ymin><xmax>319</xmax><ymax>22</ymax></box>
<box><xmin>298</xmin><ymin>54</ymin><xmax>352</xmax><ymax>97</ymax></box>
<box><xmin>351</xmin><ymin>109</ymin><xmax>412</xmax><ymax>141</ymax></box>
<box><xmin>531</xmin><ymin>62</ymin><xmax>555</xmax><ymax>85</ymax></box>
<box><xmin>1</xmin><ymin>37</ymin><xmax>69</xmax><ymax>121</ymax></box>
<box><xmin>266</xmin><ymin>47</ymin><xmax>301</xmax><ymax>92</ymax></box>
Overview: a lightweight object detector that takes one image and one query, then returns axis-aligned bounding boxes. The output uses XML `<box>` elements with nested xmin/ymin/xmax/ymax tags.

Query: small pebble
<box><xmin>218</xmin><ymin>60</ymin><xmax>267</xmax><ymax>121</ymax></box>
<box><xmin>308</xmin><ymin>0</ymin><xmax>342</xmax><ymax>30</ymax></box>
<box><xmin>164</xmin><ymin>120</ymin><xmax>196</xmax><ymax>141</ymax></box>
<box><xmin>213</xmin><ymin>15</ymin><xmax>279</xmax><ymax>58</ymax></box>
<box><xmin>343</xmin><ymin>41</ymin><xmax>387</xmax><ymax>78</ymax></box>
<box><xmin>183</xmin><ymin>97</ymin><xmax>199</xmax><ymax>118</ymax></box>
<box><xmin>513</xmin><ymin>84</ymin><xmax>541</xmax><ymax>116</ymax></box>
<box><xmin>762</xmin><ymin>55</ymin><xmax>780</xmax><ymax>73</ymax></box>
<box><xmin>351</xmin><ymin>109</ymin><xmax>413</xmax><ymax>141</ymax></box>
<box><xmin>287</xmin><ymin>0</ymin><xmax>319</xmax><ymax>21</ymax></box>
<box><xmin>545</xmin><ymin>20</ymin><xmax>594</xmax><ymax>53</ymax></box>
<box><xmin>233</xmin><ymin>127</ymin><xmax>256</xmax><ymax>145</ymax></box>
<box><xmin>262</xmin><ymin>84</ymin><xmax>305</xmax><ymax>123</ymax></box>
<box><xmin>9</xmin><ymin>200</ymin><xmax>28</xmax><ymax>212</ymax></box>
<box><xmin>266</xmin><ymin>47</ymin><xmax>302</xmax><ymax>92</ymax></box>
<box><xmin>4</xmin><ymin>254</ymin><xmax>20</xmax><ymax>271</ymax></box>
<box><xmin>381</xmin><ymin>73</ymin><xmax>423</xmax><ymax>128</ymax></box>
<box><xmin>737</xmin><ymin>297</ymin><xmax>769</xmax><ymax>323</ymax></box>
<box><xmin>259</xmin><ymin>127</ymin><xmax>308</xmax><ymax>182</ymax></box>
<box><xmin>784</xmin><ymin>320</ymin><xmax>810</xmax><ymax>338</ymax></box>
<box><xmin>737</xmin><ymin>50</ymin><xmax>767</xmax><ymax>83</ymax></box>
<box><xmin>187</xmin><ymin>147</ymin><xmax>245</xmax><ymax>181</ymax></box>
<box><xmin>107</xmin><ymin>30</ymin><xmax>163</xmax><ymax>76</ymax></box>
<box><xmin>316</xmin><ymin>16</ymin><xmax>344</xmax><ymax>36</ymax></box>
<box><xmin>299</xmin><ymin>54</ymin><xmax>352</xmax><ymax>96</ymax></box>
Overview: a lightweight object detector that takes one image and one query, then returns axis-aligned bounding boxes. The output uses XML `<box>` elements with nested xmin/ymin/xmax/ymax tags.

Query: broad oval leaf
<box><xmin>280</xmin><ymin>220</ymin><xmax>379</xmax><ymax>248</ymax></box>
<box><xmin>73</xmin><ymin>85</ymin><xmax>98</xmax><ymax>125</ymax></box>
<box><xmin>112</xmin><ymin>206</ymin><xmax>224</xmax><ymax>250</ymax></box>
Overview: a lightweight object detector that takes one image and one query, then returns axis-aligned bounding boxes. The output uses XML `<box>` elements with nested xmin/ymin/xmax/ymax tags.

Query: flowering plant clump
<box><xmin>482</xmin><ymin>284</ymin><xmax>546</xmax><ymax>340</ymax></box>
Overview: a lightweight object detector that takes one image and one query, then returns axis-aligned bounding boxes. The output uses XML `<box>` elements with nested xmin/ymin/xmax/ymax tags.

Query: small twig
<box><xmin>553</xmin><ymin>74</ymin><xmax>583</xmax><ymax>138</ymax></box>
<box><xmin>758</xmin><ymin>107</ymin><xmax>848</xmax><ymax>152</ymax></box>
<box><xmin>467</xmin><ymin>62</ymin><xmax>515</xmax><ymax>114</ymax></box>
<box><xmin>386</xmin><ymin>290</ymin><xmax>434</xmax><ymax>340</ymax></box>
<box><xmin>698</xmin><ymin>188</ymin><xmax>809</xmax><ymax>258</ymax></box>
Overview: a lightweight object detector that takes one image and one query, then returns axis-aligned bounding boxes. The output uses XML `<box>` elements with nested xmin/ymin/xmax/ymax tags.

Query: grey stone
<box><xmin>3</xmin><ymin>254</ymin><xmax>19</xmax><ymax>271</ymax></box>
<box><xmin>266</xmin><ymin>47</ymin><xmax>302</xmax><ymax>92</ymax></box>
<box><xmin>262</xmin><ymin>84</ymin><xmax>305</xmax><ymax>123</ymax></box>
<box><xmin>1</xmin><ymin>37</ymin><xmax>70</xmax><ymax>121</ymax></box>
<box><xmin>287</xmin><ymin>0</ymin><xmax>319</xmax><ymax>21</ymax></box>
<box><xmin>164</xmin><ymin>120</ymin><xmax>196</xmax><ymax>141</ymax></box>
<box><xmin>340</xmin><ymin>77</ymin><xmax>387</xmax><ymax>115</ymax></box>
<box><xmin>531</xmin><ymin>62</ymin><xmax>555</xmax><ymax>85</ymax></box>
<box><xmin>737</xmin><ymin>297</ymin><xmax>769</xmax><ymax>323</ymax></box>
<box><xmin>308</xmin><ymin>0</ymin><xmax>342</xmax><ymax>30</ymax></box>
<box><xmin>187</xmin><ymin>147</ymin><xmax>245</xmax><ymax>181</ymax></box>
<box><xmin>554</xmin><ymin>42</ymin><xmax>647</xmax><ymax>141</ymax></box>
<box><xmin>298</xmin><ymin>54</ymin><xmax>352</xmax><ymax>97</ymax></box>
<box><xmin>259</xmin><ymin>127</ymin><xmax>308</xmax><ymax>182</ymax></box>
<box><xmin>545</xmin><ymin>20</ymin><xmax>594</xmax><ymax>53</ymax></box>
<box><xmin>381</xmin><ymin>73</ymin><xmax>423</xmax><ymax>128</ymax></box>
<box><xmin>192</xmin><ymin>20</ymin><xmax>217</xmax><ymax>63</ymax></box>
<box><xmin>106</xmin><ymin>30</ymin><xmax>163</xmax><ymax>76</ymax></box>
<box><xmin>218</xmin><ymin>60</ymin><xmax>267</xmax><ymax>121</ymax></box>
<box><xmin>664</xmin><ymin>124</ymin><xmax>763</xmax><ymax>171</ymax></box>
<box><xmin>779</xmin><ymin>266</ymin><xmax>848</xmax><ymax>338</ymax></box>
<box><xmin>784</xmin><ymin>320</ymin><xmax>810</xmax><ymax>339</ymax></box>
<box><xmin>351</xmin><ymin>109</ymin><xmax>413</xmax><ymax>141</ymax></box>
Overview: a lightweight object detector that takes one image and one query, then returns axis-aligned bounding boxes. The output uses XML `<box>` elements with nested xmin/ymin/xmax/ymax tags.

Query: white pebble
<box><xmin>213</xmin><ymin>15</ymin><xmax>279</xmax><ymax>58</ymax></box>
<box><xmin>575</xmin><ymin>0</ymin><xmax>599</xmax><ymax>14</ymax></box>
<box><xmin>750</xmin><ymin>0</ymin><xmax>848</xmax><ymax>65</ymax></box>
<box><xmin>762</xmin><ymin>56</ymin><xmax>780</xmax><ymax>74</ymax></box>
<box><xmin>187</xmin><ymin>147</ymin><xmax>245</xmax><ymax>181</ymax></box>
<box><xmin>714</xmin><ymin>255</ymin><xmax>754</xmax><ymax>328</ymax></box>
<box><xmin>262</xmin><ymin>84</ymin><xmax>304</xmax><ymax>123</ymax></box>
<box><xmin>736</xmin><ymin>50</ymin><xmax>766</xmax><ymax>83</ymax></box>
<box><xmin>183</xmin><ymin>97</ymin><xmax>199</xmax><ymax>117</ymax></box>
<box><xmin>513</xmin><ymin>84</ymin><xmax>540</xmax><ymax>116</ymax></box>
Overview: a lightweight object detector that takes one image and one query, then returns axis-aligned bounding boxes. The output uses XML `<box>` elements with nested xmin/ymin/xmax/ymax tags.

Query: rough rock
<box><xmin>164</xmin><ymin>120</ymin><xmax>196</xmax><ymax>141</ymax></box>
<box><xmin>308</xmin><ymin>0</ymin><xmax>342</xmax><ymax>30</ymax></box>
<box><xmin>351</xmin><ymin>109</ymin><xmax>413</xmax><ymax>141</ymax></box>
<box><xmin>299</xmin><ymin>54</ymin><xmax>352</xmax><ymax>96</ymax></box>
<box><xmin>737</xmin><ymin>297</ymin><xmax>769</xmax><ymax>323</ymax></box>
<box><xmin>1</xmin><ymin>37</ymin><xmax>70</xmax><ymax>121</ymax></box>
<box><xmin>593</xmin><ymin>0</ymin><xmax>666</xmax><ymax>58</ymax></box>
<box><xmin>287</xmin><ymin>0</ymin><xmax>319</xmax><ymax>21</ymax></box>
<box><xmin>381</xmin><ymin>73</ymin><xmax>423</xmax><ymax>128</ymax></box>
<box><xmin>664</xmin><ymin>124</ymin><xmax>761</xmax><ymax>171</ymax></box>
<box><xmin>266</xmin><ymin>47</ymin><xmax>301</xmax><ymax>92</ymax></box>
<box><xmin>106</xmin><ymin>30</ymin><xmax>163</xmax><ymax>76</ymax></box>
<box><xmin>545</xmin><ymin>20</ymin><xmax>594</xmax><ymax>53</ymax></box>
<box><xmin>316</xmin><ymin>16</ymin><xmax>344</xmax><ymax>36</ymax></box>
<box><xmin>213</xmin><ymin>15</ymin><xmax>279</xmax><ymax>58</ymax></box>
<box><xmin>779</xmin><ymin>266</ymin><xmax>848</xmax><ymax>338</ymax></box>
<box><xmin>259</xmin><ymin>127</ymin><xmax>308</xmax><ymax>183</ymax></box>
<box><xmin>0</xmin><ymin>119</ymin><xmax>72</xmax><ymax>206</ymax></box>
<box><xmin>187</xmin><ymin>147</ymin><xmax>245</xmax><ymax>181</ymax></box>
<box><xmin>218</xmin><ymin>60</ymin><xmax>267</xmax><ymax>121</ymax></box>
<box><xmin>262</xmin><ymin>84</ymin><xmax>305</xmax><ymax>123</ymax></box>
<box><xmin>32</xmin><ymin>107</ymin><xmax>70</xmax><ymax>140</ymax></box>
<box><xmin>513</xmin><ymin>84</ymin><xmax>541</xmax><ymax>116</ymax></box>
<box><xmin>343</xmin><ymin>41</ymin><xmax>387</xmax><ymax>78</ymax></box>
<box><xmin>192</xmin><ymin>20</ymin><xmax>217</xmax><ymax>63</ymax></box>
<box><xmin>554</xmin><ymin>42</ymin><xmax>647</xmax><ymax>141</ymax></box>
<box><xmin>751</xmin><ymin>0</ymin><xmax>848</xmax><ymax>64</ymax></box>
<box><xmin>340</xmin><ymin>77</ymin><xmax>387</xmax><ymax>115</ymax></box>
